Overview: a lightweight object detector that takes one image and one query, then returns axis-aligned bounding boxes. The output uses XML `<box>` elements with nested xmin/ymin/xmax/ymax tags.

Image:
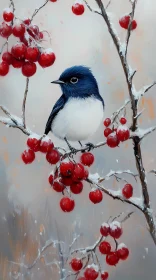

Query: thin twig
<box><xmin>0</xmin><ymin>40</ymin><xmax>8</xmax><ymax>55</ymax></box>
<box><xmin>125</xmin><ymin>0</ymin><xmax>137</xmax><ymax>57</ymax></box>
<box><xmin>83</xmin><ymin>0</ymin><xmax>102</xmax><ymax>15</ymax></box>
<box><xmin>22</xmin><ymin>78</ymin><xmax>29</xmax><ymax>128</ymax></box>
<box><xmin>31</xmin><ymin>0</ymin><xmax>50</xmax><ymax>21</ymax></box>
<box><xmin>9</xmin><ymin>0</ymin><xmax>15</xmax><ymax>12</ymax></box>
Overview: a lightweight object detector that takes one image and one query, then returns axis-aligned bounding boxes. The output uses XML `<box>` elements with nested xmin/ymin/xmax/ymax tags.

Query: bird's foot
<box><xmin>85</xmin><ymin>142</ymin><xmax>95</xmax><ymax>152</ymax></box>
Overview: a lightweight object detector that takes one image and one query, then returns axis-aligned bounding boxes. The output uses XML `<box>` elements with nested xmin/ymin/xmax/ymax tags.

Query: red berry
<box><xmin>2</xmin><ymin>52</ymin><xmax>13</xmax><ymax>65</ymax></box>
<box><xmin>23</xmin><ymin>18</ymin><xmax>31</xmax><ymax>26</ymax></box>
<box><xmin>0</xmin><ymin>61</ymin><xmax>9</xmax><ymax>76</ymax></box>
<box><xmin>27</xmin><ymin>25</ymin><xmax>39</xmax><ymax>38</ymax></box>
<box><xmin>120</xmin><ymin>117</ymin><xmax>127</xmax><ymax>125</ymax></box>
<box><xmin>84</xmin><ymin>266</ymin><xmax>99</xmax><ymax>280</ymax></box>
<box><xmin>0</xmin><ymin>22</ymin><xmax>12</xmax><ymax>38</ymax></box>
<box><xmin>106</xmin><ymin>252</ymin><xmax>119</xmax><ymax>266</ymax></box>
<box><xmin>50</xmin><ymin>0</ymin><xmax>57</xmax><ymax>2</ymax></box>
<box><xmin>117</xmin><ymin>243</ymin><xmax>129</xmax><ymax>260</ymax></box>
<box><xmin>39</xmin><ymin>137</ymin><xmax>54</xmax><ymax>153</ymax></box>
<box><xmin>12</xmin><ymin>22</ymin><xmax>25</xmax><ymax>37</ymax></box>
<box><xmin>53</xmin><ymin>181</ymin><xmax>65</xmax><ymax>192</ymax></box>
<box><xmin>27</xmin><ymin>135</ymin><xmax>41</xmax><ymax>152</ymax></box>
<box><xmin>60</xmin><ymin>197</ymin><xmax>75</xmax><ymax>212</ymax></box>
<box><xmin>103</xmin><ymin>118</ymin><xmax>111</xmax><ymax>127</ymax></box>
<box><xmin>83</xmin><ymin>168</ymin><xmax>89</xmax><ymax>179</ymax></box>
<box><xmin>104</xmin><ymin>128</ymin><xmax>112</xmax><ymax>137</ymax></box>
<box><xmin>100</xmin><ymin>222</ymin><xmax>110</xmax><ymax>237</ymax></box>
<box><xmin>46</xmin><ymin>149</ymin><xmax>60</xmax><ymax>165</ymax></box>
<box><xmin>89</xmin><ymin>189</ymin><xmax>103</xmax><ymax>204</ymax></box>
<box><xmin>38</xmin><ymin>49</ymin><xmax>56</xmax><ymax>68</ymax></box>
<box><xmin>60</xmin><ymin>176</ymin><xmax>73</xmax><ymax>187</ymax></box>
<box><xmin>22</xmin><ymin>61</ymin><xmax>37</xmax><ymax>77</ymax></box>
<box><xmin>101</xmin><ymin>272</ymin><xmax>109</xmax><ymax>280</ymax></box>
<box><xmin>70</xmin><ymin>258</ymin><xmax>83</xmax><ymax>271</ymax></box>
<box><xmin>99</xmin><ymin>241</ymin><xmax>111</xmax><ymax>255</ymax></box>
<box><xmin>11</xmin><ymin>43</ymin><xmax>26</xmax><ymax>60</ymax></box>
<box><xmin>119</xmin><ymin>15</ymin><xmax>137</xmax><ymax>30</ymax></box>
<box><xmin>21</xmin><ymin>149</ymin><xmax>35</xmax><ymax>164</ymax></box>
<box><xmin>107</xmin><ymin>132</ymin><xmax>119</xmax><ymax>148</ymax></box>
<box><xmin>78</xmin><ymin>278</ymin><xmax>86</xmax><ymax>280</ymax></box>
<box><xmin>11</xmin><ymin>57</ymin><xmax>24</xmax><ymax>68</ymax></box>
<box><xmin>38</xmin><ymin>31</ymin><xmax>43</xmax><ymax>40</ymax></box>
<box><xmin>80</xmin><ymin>152</ymin><xmax>94</xmax><ymax>167</ymax></box>
<box><xmin>48</xmin><ymin>173</ymin><xmax>54</xmax><ymax>185</ymax></box>
<box><xmin>122</xmin><ymin>183</ymin><xmax>133</xmax><ymax>199</ymax></box>
<box><xmin>109</xmin><ymin>221</ymin><xmax>123</xmax><ymax>239</ymax></box>
<box><xmin>72</xmin><ymin>2</ymin><xmax>85</xmax><ymax>15</ymax></box>
<box><xmin>72</xmin><ymin>163</ymin><xmax>85</xmax><ymax>182</ymax></box>
<box><xmin>70</xmin><ymin>182</ymin><xmax>83</xmax><ymax>194</ymax></box>
<box><xmin>117</xmin><ymin>125</ymin><xmax>130</xmax><ymax>142</ymax></box>
<box><xmin>60</xmin><ymin>161</ymin><xmax>75</xmax><ymax>177</ymax></box>
<box><xmin>3</xmin><ymin>8</ymin><xmax>14</xmax><ymax>22</ymax></box>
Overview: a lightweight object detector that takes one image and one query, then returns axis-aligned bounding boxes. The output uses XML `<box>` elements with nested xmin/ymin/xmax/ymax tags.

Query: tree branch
<box><xmin>22</xmin><ymin>78</ymin><xmax>29</xmax><ymax>128</ymax></box>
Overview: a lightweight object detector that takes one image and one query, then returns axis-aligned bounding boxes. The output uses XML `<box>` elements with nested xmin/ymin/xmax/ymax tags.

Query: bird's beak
<box><xmin>51</xmin><ymin>80</ymin><xmax>65</xmax><ymax>84</ymax></box>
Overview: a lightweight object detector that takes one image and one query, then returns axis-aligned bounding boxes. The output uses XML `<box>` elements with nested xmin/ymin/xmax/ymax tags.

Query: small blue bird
<box><xmin>44</xmin><ymin>65</ymin><xmax>104</xmax><ymax>149</ymax></box>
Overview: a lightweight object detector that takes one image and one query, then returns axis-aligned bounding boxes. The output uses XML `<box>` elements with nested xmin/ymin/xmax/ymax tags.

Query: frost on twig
<box><xmin>83</xmin><ymin>0</ymin><xmax>102</xmax><ymax>15</ymax></box>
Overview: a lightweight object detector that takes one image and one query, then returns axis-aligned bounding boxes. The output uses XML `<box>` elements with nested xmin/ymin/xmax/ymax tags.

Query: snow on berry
<box><xmin>27</xmin><ymin>134</ymin><xmax>41</xmax><ymax>152</ymax></box>
<box><xmin>21</xmin><ymin>149</ymin><xmax>35</xmax><ymax>164</ymax></box>
<box><xmin>101</xmin><ymin>272</ymin><xmax>109</xmax><ymax>280</ymax></box>
<box><xmin>72</xmin><ymin>1</ymin><xmax>85</xmax><ymax>16</ymax></box>
<box><xmin>122</xmin><ymin>183</ymin><xmax>133</xmax><ymax>199</ymax></box>
<box><xmin>12</xmin><ymin>21</ymin><xmax>25</xmax><ymax>37</ymax></box>
<box><xmin>117</xmin><ymin>243</ymin><xmax>129</xmax><ymax>260</ymax></box>
<box><xmin>117</xmin><ymin>125</ymin><xmax>130</xmax><ymax>142</ymax></box>
<box><xmin>2</xmin><ymin>52</ymin><xmax>13</xmax><ymax>65</ymax></box>
<box><xmin>38</xmin><ymin>48</ymin><xmax>56</xmax><ymax>68</ymax></box>
<box><xmin>3</xmin><ymin>8</ymin><xmax>14</xmax><ymax>22</ymax></box>
<box><xmin>104</xmin><ymin>127</ymin><xmax>112</xmax><ymax>137</ymax></box>
<box><xmin>109</xmin><ymin>221</ymin><xmax>123</xmax><ymax>239</ymax></box>
<box><xmin>0</xmin><ymin>22</ymin><xmax>12</xmax><ymax>38</ymax></box>
<box><xmin>70</xmin><ymin>181</ymin><xmax>83</xmax><ymax>194</ymax></box>
<box><xmin>100</xmin><ymin>222</ymin><xmax>110</xmax><ymax>236</ymax></box>
<box><xmin>80</xmin><ymin>152</ymin><xmax>94</xmax><ymax>167</ymax></box>
<box><xmin>99</xmin><ymin>241</ymin><xmax>111</xmax><ymax>255</ymax></box>
<box><xmin>119</xmin><ymin>15</ymin><xmax>137</xmax><ymax>30</ymax></box>
<box><xmin>84</xmin><ymin>264</ymin><xmax>99</xmax><ymax>280</ymax></box>
<box><xmin>106</xmin><ymin>252</ymin><xmax>119</xmax><ymax>266</ymax></box>
<box><xmin>46</xmin><ymin>149</ymin><xmax>60</xmax><ymax>165</ymax></box>
<box><xmin>0</xmin><ymin>61</ymin><xmax>9</xmax><ymax>76</ymax></box>
<box><xmin>39</xmin><ymin>136</ymin><xmax>54</xmax><ymax>153</ymax></box>
<box><xmin>60</xmin><ymin>197</ymin><xmax>75</xmax><ymax>212</ymax></box>
<box><xmin>89</xmin><ymin>188</ymin><xmax>103</xmax><ymax>204</ymax></box>
<box><xmin>70</xmin><ymin>258</ymin><xmax>83</xmax><ymax>271</ymax></box>
<box><xmin>22</xmin><ymin>61</ymin><xmax>37</xmax><ymax>77</ymax></box>
<box><xmin>103</xmin><ymin>118</ymin><xmax>111</xmax><ymax>127</ymax></box>
<box><xmin>60</xmin><ymin>160</ymin><xmax>75</xmax><ymax>177</ymax></box>
<box><xmin>107</xmin><ymin>132</ymin><xmax>120</xmax><ymax>148</ymax></box>
<box><xmin>11</xmin><ymin>43</ymin><xmax>27</xmax><ymax>60</ymax></box>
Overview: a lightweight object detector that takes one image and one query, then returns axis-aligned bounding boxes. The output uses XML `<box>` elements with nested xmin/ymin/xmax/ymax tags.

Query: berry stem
<box><xmin>22</xmin><ymin>78</ymin><xmax>29</xmax><ymax>128</ymax></box>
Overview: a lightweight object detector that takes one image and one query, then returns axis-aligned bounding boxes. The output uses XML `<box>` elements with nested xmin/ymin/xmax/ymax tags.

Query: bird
<box><xmin>44</xmin><ymin>65</ymin><xmax>104</xmax><ymax>150</ymax></box>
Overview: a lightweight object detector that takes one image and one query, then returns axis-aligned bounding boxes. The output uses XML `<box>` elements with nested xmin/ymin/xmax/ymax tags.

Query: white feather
<box><xmin>52</xmin><ymin>96</ymin><xmax>104</xmax><ymax>141</ymax></box>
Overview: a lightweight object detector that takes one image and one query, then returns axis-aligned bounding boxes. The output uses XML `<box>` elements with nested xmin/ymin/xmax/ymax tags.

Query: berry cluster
<box><xmin>0</xmin><ymin>8</ymin><xmax>56</xmax><ymax>77</ymax></box>
<box><xmin>103</xmin><ymin>117</ymin><xmax>130</xmax><ymax>148</ymax></box>
<box><xmin>119</xmin><ymin>15</ymin><xmax>137</xmax><ymax>30</ymax></box>
<box><xmin>21</xmin><ymin>135</ymin><xmax>104</xmax><ymax>212</ymax></box>
<box><xmin>70</xmin><ymin>221</ymin><xmax>129</xmax><ymax>279</ymax></box>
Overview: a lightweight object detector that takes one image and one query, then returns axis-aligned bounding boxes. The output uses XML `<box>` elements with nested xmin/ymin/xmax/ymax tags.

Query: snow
<box><xmin>3</xmin><ymin>8</ymin><xmax>12</xmax><ymax>13</ymax></box>
<box><xmin>44</xmin><ymin>48</ymin><xmax>54</xmax><ymax>54</ymax></box>
<box><xmin>41</xmin><ymin>135</ymin><xmax>51</xmax><ymax>142</ymax></box>
<box><xmin>110</xmin><ymin>221</ymin><xmax>121</xmax><ymax>230</ymax></box>
<box><xmin>28</xmin><ymin>133</ymin><xmax>41</xmax><ymax>140</ymax></box>
<box><xmin>75</xmin><ymin>0</ymin><xmax>83</xmax><ymax>4</ymax></box>
<box><xmin>108</xmin><ymin>189</ymin><xmax>122</xmax><ymax>196</ymax></box>
<box><xmin>13</xmin><ymin>19</ymin><xmax>22</xmax><ymax>28</ymax></box>
<box><xmin>118</xmin><ymin>243</ymin><xmax>127</xmax><ymax>249</ymax></box>
<box><xmin>101</xmin><ymin>222</ymin><xmax>109</xmax><ymax>228</ymax></box>
<box><xmin>129</xmin><ymin>197</ymin><xmax>144</xmax><ymax>209</ymax></box>
<box><xmin>87</xmin><ymin>264</ymin><xmax>99</xmax><ymax>272</ymax></box>
<box><xmin>88</xmin><ymin>173</ymin><xmax>100</xmax><ymax>184</ymax></box>
<box><xmin>117</xmin><ymin>125</ymin><xmax>129</xmax><ymax>132</ymax></box>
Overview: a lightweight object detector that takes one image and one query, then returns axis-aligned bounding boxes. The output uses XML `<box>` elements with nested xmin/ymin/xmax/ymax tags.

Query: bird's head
<box><xmin>51</xmin><ymin>65</ymin><xmax>100</xmax><ymax>98</ymax></box>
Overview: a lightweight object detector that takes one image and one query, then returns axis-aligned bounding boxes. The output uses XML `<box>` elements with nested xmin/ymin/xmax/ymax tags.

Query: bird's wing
<box><xmin>44</xmin><ymin>95</ymin><xmax>66</xmax><ymax>135</ymax></box>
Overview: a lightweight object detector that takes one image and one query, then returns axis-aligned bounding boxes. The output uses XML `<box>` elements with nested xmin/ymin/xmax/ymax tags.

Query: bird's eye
<box><xmin>70</xmin><ymin>77</ymin><xmax>78</xmax><ymax>84</ymax></box>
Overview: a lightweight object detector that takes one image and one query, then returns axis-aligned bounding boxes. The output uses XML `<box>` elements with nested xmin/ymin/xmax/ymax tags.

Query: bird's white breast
<box><xmin>52</xmin><ymin>97</ymin><xmax>104</xmax><ymax>141</ymax></box>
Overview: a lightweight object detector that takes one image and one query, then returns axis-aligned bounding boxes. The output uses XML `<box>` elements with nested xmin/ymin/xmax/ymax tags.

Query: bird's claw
<box><xmin>85</xmin><ymin>142</ymin><xmax>95</xmax><ymax>152</ymax></box>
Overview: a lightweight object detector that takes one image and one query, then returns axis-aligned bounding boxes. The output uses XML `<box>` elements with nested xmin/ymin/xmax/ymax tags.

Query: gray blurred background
<box><xmin>0</xmin><ymin>0</ymin><xmax>156</xmax><ymax>279</ymax></box>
